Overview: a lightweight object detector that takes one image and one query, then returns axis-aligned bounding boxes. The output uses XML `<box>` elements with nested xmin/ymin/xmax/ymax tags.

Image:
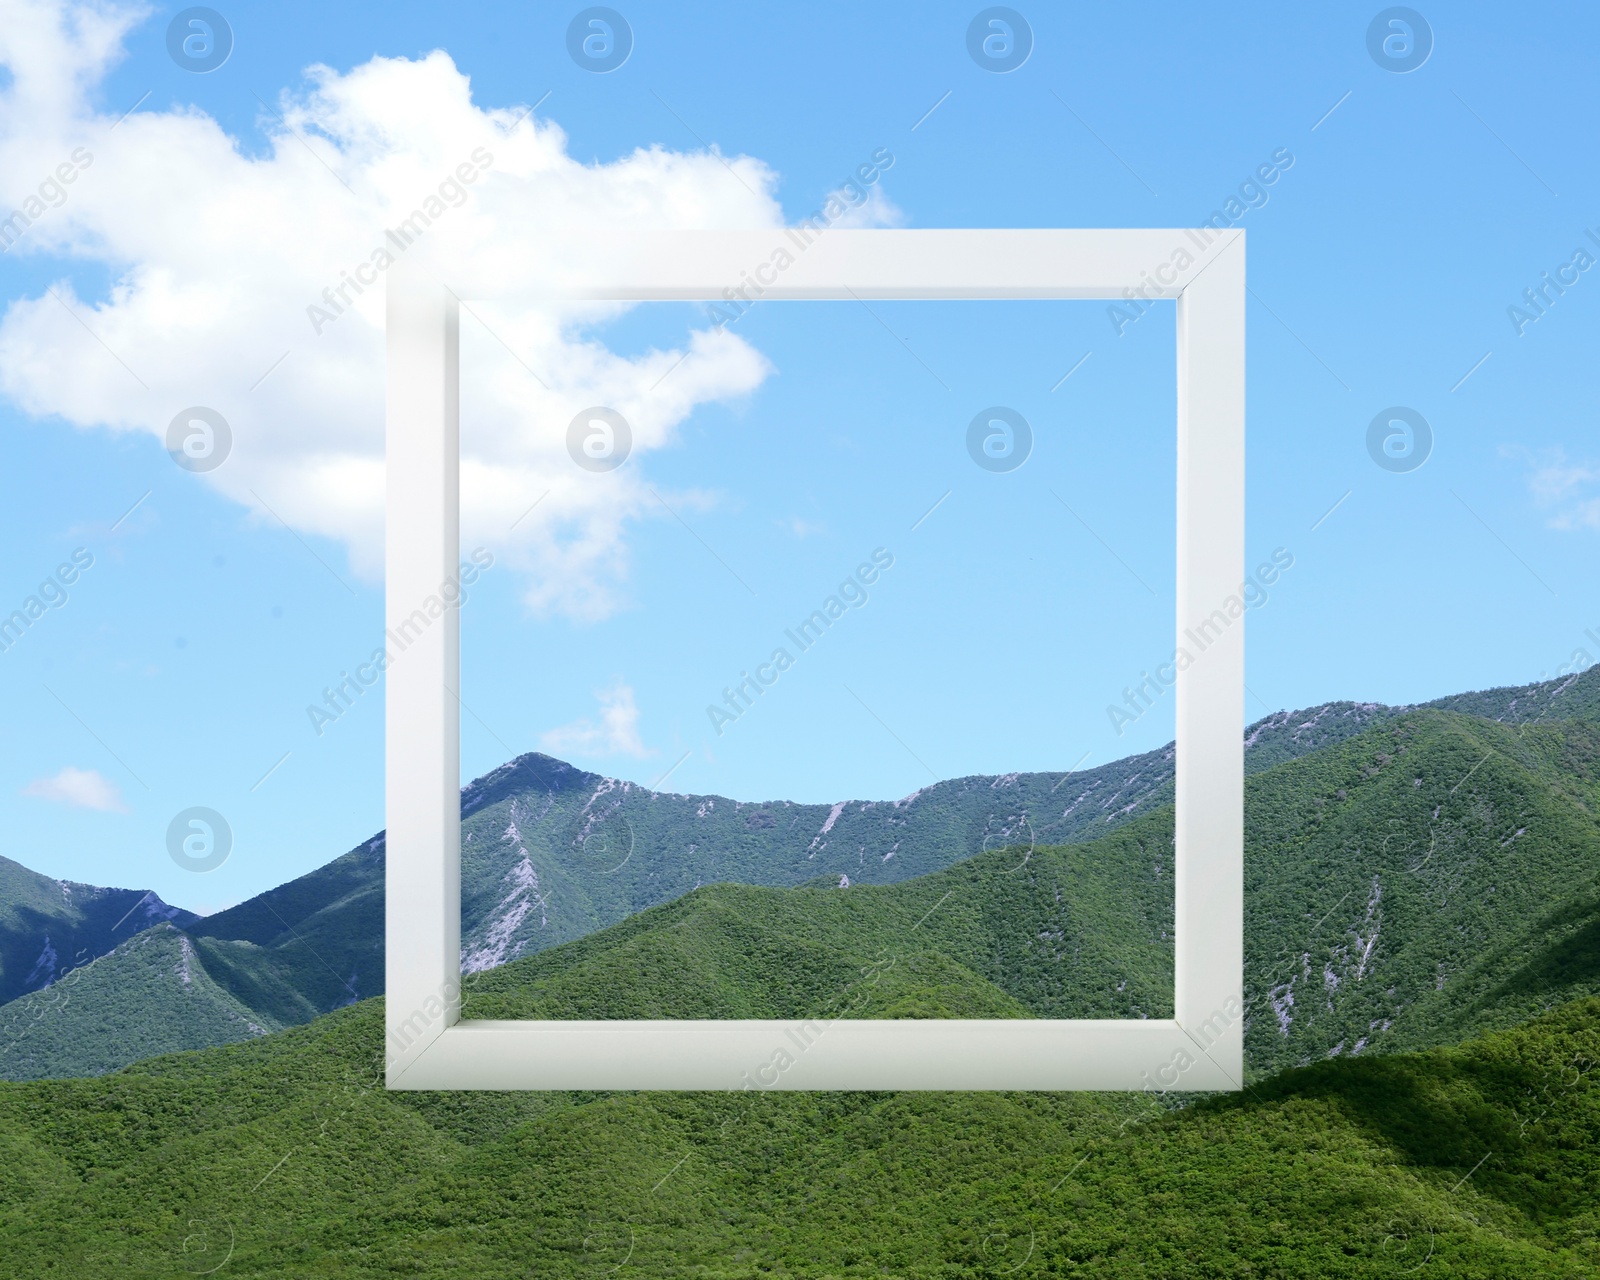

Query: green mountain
<box><xmin>0</xmin><ymin>969</ymin><xmax>1595</xmax><ymax>1276</ymax></box>
<box><xmin>454</xmin><ymin>700</ymin><xmax>1600</xmax><ymax>1082</ymax></box>
<box><xmin>185</xmin><ymin>833</ymin><xmax>386</xmax><ymax>1023</ymax></box>
<box><xmin>0</xmin><ymin>854</ymin><xmax>195</xmax><ymax>1005</ymax></box>
<box><xmin>17</xmin><ymin>695</ymin><xmax>1590</xmax><ymax>1086</ymax></box>
<box><xmin>1426</xmin><ymin>665</ymin><xmax>1600</xmax><ymax>725</ymax></box>
<box><xmin>0</xmin><ymin>736</ymin><xmax>1198</xmax><ymax>1082</ymax></box>
<box><xmin>1244</xmin><ymin>705</ymin><xmax>1600</xmax><ymax>1074</ymax></box>
<box><xmin>183</xmin><ymin>681</ymin><xmax>1399</xmax><ymax>1007</ymax></box>
<box><xmin>0</xmin><ymin>923</ymin><xmax>279</xmax><ymax>1080</ymax></box>
<box><xmin>4</xmin><ymin>665</ymin><xmax>1597</xmax><ymax>1083</ymax></box>
<box><xmin>460</xmin><ymin>814</ymin><xmax>1174</xmax><ymax>1024</ymax></box>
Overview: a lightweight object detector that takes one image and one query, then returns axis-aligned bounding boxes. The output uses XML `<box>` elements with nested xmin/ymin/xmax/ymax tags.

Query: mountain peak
<box><xmin>460</xmin><ymin>751</ymin><xmax>606</xmax><ymax>817</ymax></box>
<box><xmin>0</xmin><ymin>856</ymin><xmax>199</xmax><ymax>1005</ymax></box>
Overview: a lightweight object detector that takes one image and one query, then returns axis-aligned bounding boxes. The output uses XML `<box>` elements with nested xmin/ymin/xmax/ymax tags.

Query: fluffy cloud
<box><xmin>0</xmin><ymin>0</ymin><xmax>850</xmax><ymax>618</ymax></box>
<box><xmin>22</xmin><ymin>765</ymin><xmax>127</xmax><ymax>812</ymax></box>
<box><xmin>1526</xmin><ymin>452</ymin><xmax>1600</xmax><ymax>532</ymax></box>
<box><xmin>540</xmin><ymin>681</ymin><xmax>650</xmax><ymax>759</ymax></box>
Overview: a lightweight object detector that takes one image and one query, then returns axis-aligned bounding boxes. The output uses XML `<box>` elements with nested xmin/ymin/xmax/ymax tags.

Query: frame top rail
<box><xmin>411</xmin><ymin>227</ymin><xmax>1241</xmax><ymax>302</ymax></box>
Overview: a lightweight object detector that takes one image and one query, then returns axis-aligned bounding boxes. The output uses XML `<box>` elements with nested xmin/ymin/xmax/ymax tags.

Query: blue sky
<box><xmin>1</xmin><ymin>0</ymin><xmax>1596</xmax><ymax>912</ymax></box>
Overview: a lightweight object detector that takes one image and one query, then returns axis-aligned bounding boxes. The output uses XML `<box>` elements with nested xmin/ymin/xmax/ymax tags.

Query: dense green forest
<box><xmin>1</xmin><ymin>985</ymin><xmax>1596</xmax><ymax>1275</ymax></box>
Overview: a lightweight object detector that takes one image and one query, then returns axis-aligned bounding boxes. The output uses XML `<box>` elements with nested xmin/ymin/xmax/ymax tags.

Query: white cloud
<box><xmin>540</xmin><ymin>681</ymin><xmax>651</xmax><ymax>759</ymax></box>
<box><xmin>779</xmin><ymin>516</ymin><xmax>826</xmax><ymax>538</ymax></box>
<box><xmin>828</xmin><ymin>183</ymin><xmax>904</xmax><ymax>229</ymax></box>
<box><xmin>22</xmin><ymin>765</ymin><xmax>127</xmax><ymax>812</ymax></box>
<box><xmin>0</xmin><ymin>1</ymin><xmax>917</xmax><ymax>618</ymax></box>
<box><xmin>1524</xmin><ymin>450</ymin><xmax>1600</xmax><ymax>532</ymax></box>
<box><xmin>1560</xmin><ymin>501</ymin><xmax>1600</xmax><ymax>531</ymax></box>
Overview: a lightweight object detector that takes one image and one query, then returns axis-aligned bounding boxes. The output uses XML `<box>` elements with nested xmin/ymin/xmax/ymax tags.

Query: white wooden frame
<box><xmin>385</xmin><ymin>229</ymin><xmax>1244</xmax><ymax>1090</ymax></box>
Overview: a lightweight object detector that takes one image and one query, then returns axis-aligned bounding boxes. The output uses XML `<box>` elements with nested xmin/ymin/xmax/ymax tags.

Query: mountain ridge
<box><xmin>0</xmin><ymin>854</ymin><xmax>195</xmax><ymax>1007</ymax></box>
<box><xmin>2</xmin><ymin>663</ymin><xmax>1596</xmax><ymax>1081</ymax></box>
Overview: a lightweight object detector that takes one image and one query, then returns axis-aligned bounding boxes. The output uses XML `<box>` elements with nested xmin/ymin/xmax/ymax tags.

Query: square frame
<box><xmin>384</xmin><ymin>228</ymin><xmax>1244</xmax><ymax>1090</ymax></box>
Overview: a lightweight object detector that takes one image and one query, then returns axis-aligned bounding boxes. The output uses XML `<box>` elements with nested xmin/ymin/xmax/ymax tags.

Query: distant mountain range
<box><xmin>459</xmin><ymin>686</ymin><xmax>1600</xmax><ymax>1081</ymax></box>
<box><xmin>1</xmin><ymin>664</ymin><xmax>1597</xmax><ymax>1081</ymax></box>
